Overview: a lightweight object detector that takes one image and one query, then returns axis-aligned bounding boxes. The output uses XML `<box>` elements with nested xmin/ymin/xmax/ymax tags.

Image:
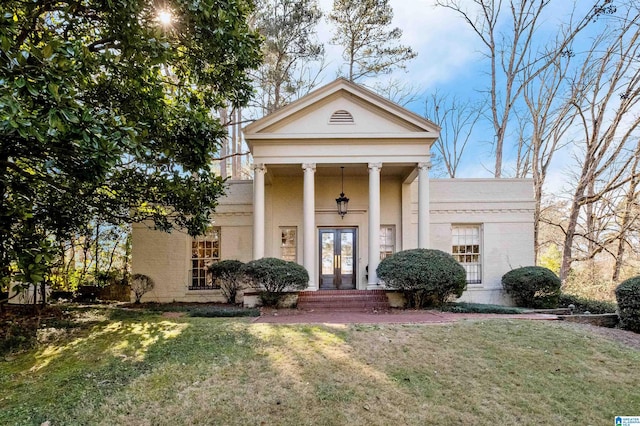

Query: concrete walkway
<box><xmin>252</xmin><ymin>309</ymin><xmax>558</xmax><ymax>325</ymax></box>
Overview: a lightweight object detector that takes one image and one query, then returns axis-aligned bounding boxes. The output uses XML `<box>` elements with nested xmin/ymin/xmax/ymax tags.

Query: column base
<box><xmin>366</xmin><ymin>283</ymin><xmax>381</xmax><ymax>290</ymax></box>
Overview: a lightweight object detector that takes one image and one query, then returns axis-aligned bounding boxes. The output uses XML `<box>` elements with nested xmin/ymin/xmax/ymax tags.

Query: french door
<box><xmin>319</xmin><ymin>228</ymin><xmax>357</xmax><ymax>290</ymax></box>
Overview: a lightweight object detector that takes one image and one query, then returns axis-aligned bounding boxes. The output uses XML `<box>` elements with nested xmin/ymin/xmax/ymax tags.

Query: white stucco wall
<box><xmin>132</xmin><ymin>180</ymin><xmax>253</xmax><ymax>303</ymax></box>
<box><xmin>132</xmin><ymin>177</ymin><xmax>534</xmax><ymax>305</ymax></box>
<box><xmin>419</xmin><ymin>179</ymin><xmax>535</xmax><ymax>305</ymax></box>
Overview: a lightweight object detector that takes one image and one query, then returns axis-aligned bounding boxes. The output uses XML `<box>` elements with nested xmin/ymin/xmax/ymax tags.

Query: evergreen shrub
<box><xmin>208</xmin><ymin>260</ymin><xmax>245</xmax><ymax>304</ymax></box>
<box><xmin>502</xmin><ymin>266</ymin><xmax>561</xmax><ymax>308</ymax></box>
<box><xmin>615</xmin><ymin>276</ymin><xmax>640</xmax><ymax>332</ymax></box>
<box><xmin>377</xmin><ymin>249</ymin><xmax>467</xmax><ymax>307</ymax></box>
<box><xmin>242</xmin><ymin>258</ymin><xmax>308</xmax><ymax>307</ymax></box>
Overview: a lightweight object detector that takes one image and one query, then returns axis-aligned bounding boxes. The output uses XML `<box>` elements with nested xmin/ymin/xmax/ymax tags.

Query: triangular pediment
<box><xmin>244</xmin><ymin>78</ymin><xmax>440</xmax><ymax>142</ymax></box>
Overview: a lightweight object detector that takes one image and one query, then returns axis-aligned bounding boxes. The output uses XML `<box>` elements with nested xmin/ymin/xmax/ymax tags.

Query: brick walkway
<box><xmin>252</xmin><ymin>309</ymin><xmax>558</xmax><ymax>324</ymax></box>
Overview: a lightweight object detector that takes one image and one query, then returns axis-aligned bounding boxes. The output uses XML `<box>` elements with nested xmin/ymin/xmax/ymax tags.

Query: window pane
<box><xmin>280</xmin><ymin>227</ymin><xmax>297</xmax><ymax>261</ymax></box>
<box><xmin>380</xmin><ymin>226</ymin><xmax>395</xmax><ymax>257</ymax></box>
<box><xmin>452</xmin><ymin>225</ymin><xmax>482</xmax><ymax>284</ymax></box>
<box><xmin>190</xmin><ymin>227</ymin><xmax>221</xmax><ymax>289</ymax></box>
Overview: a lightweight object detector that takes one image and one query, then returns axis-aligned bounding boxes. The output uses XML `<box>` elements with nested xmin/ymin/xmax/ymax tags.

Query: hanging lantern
<box><xmin>336</xmin><ymin>166</ymin><xmax>349</xmax><ymax>219</ymax></box>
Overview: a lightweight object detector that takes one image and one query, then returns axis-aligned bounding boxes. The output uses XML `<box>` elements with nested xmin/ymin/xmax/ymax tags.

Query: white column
<box><xmin>252</xmin><ymin>163</ymin><xmax>266</xmax><ymax>259</ymax></box>
<box><xmin>418</xmin><ymin>162</ymin><xmax>431</xmax><ymax>249</ymax></box>
<box><xmin>302</xmin><ymin>163</ymin><xmax>317</xmax><ymax>290</ymax></box>
<box><xmin>368</xmin><ymin>162</ymin><xmax>382</xmax><ymax>288</ymax></box>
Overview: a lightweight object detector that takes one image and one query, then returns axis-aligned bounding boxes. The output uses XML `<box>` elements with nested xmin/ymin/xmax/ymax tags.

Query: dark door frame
<box><xmin>318</xmin><ymin>227</ymin><xmax>357</xmax><ymax>290</ymax></box>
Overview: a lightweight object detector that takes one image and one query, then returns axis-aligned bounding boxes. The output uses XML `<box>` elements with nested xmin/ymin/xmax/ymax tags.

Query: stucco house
<box><xmin>132</xmin><ymin>78</ymin><xmax>535</xmax><ymax>306</ymax></box>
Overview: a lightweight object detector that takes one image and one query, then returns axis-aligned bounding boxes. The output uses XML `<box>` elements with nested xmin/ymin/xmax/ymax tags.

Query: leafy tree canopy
<box><xmin>329</xmin><ymin>0</ymin><xmax>416</xmax><ymax>82</ymax></box>
<box><xmin>252</xmin><ymin>0</ymin><xmax>324</xmax><ymax>114</ymax></box>
<box><xmin>0</xmin><ymin>0</ymin><xmax>262</xmax><ymax>282</ymax></box>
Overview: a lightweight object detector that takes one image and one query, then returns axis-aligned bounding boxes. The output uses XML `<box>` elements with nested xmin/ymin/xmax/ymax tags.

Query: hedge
<box><xmin>616</xmin><ymin>276</ymin><xmax>640</xmax><ymax>332</ymax></box>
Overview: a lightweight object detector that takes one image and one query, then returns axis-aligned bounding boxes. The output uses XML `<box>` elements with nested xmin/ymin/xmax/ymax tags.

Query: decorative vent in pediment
<box><xmin>329</xmin><ymin>110</ymin><xmax>354</xmax><ymax>124</ymax></box>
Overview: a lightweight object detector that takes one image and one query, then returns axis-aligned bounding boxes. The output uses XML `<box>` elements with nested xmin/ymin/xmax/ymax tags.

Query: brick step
<box><xmin>297</xmin><ymin>290</ymin><xmax>390</xmax><ymax>311</ymax></box>
<box><xmin>297</xmin><ymin>295</ymin><xmax>389</xmax><ymax>302</ymax></box>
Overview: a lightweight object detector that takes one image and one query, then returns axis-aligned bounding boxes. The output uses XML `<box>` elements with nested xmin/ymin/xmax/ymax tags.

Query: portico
<box><xmin>244</xmin><ymin>78</ymin><xmax>439</xmax><ymax>291</ymax></box>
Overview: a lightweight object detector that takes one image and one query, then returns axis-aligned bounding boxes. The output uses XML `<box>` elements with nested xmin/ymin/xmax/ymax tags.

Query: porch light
<box><xmin>336</xmin><ymin>166</ymin><xmax>349</xmax><ymax>219</ymax></box>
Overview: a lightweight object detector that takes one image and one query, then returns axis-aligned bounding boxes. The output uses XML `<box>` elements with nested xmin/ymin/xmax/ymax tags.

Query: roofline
<box><xmin>244</xmin><ymin>78</ymin><xmax>441</xmax><ymax>136</ymax></box>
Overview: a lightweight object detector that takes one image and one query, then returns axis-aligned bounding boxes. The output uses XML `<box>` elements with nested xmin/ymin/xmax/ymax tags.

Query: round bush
<box><xmin>208</xmin><ymin>260</ymin><xmax>245</xmax><ymax>304</ymax></box>
<box><xmin>376</xmin><ymin>249</ymin><xmax>467</xmax><ymax>307</ymax></box>
<box><xmin>242</xmin><ymin>258</ymin><xmax>308</xmax><ymax>307</ymax></box>
<box><xmin>615</xmin><ymin>276</ymin><xmax>640</xmax><ymax>332</ymax></box>
<box><xmin>502</xmin><ymin>266</ymin><xmax>560</xmax><ymax>308</ymax></box>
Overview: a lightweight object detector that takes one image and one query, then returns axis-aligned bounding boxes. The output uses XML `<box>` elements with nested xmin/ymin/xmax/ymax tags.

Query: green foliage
<box><xmin>0</xmin><ymin>0</ymin><xmax>262</xmax><ymax>288</ymax></box>
<box><xmin>376</xmin><ymin>249</ymin><xmax>467</xmax><ymax>307</ymax></box>
<box><xmin>252</xmin><ymin>0</ymin><xmax>324</xmax><ymax>113</ymax></box>
<box><xmin>329</xmin><ymin>0</ymin><xmax>416</xmax><ymax>81</ymax></box>
<box><xmin>186</xmin><ymin>306</ymin><xmax>260</xmax><ymax>318</ymax></box>
<box><xmin>615</xmin><ymin>276</ymin><xmax>640</xmax><ymax>332</ymax></box>
<box><xmin>130</xmin><ymin>274</ymin><xmax>155</xmax><ymax>304</ymax></box>
<box><xmin>242</xmin><ymin>257</ymin><xmax>308</xmax><ymax>307</ymax></box>
<box><xmin>559</xmin><ymin>294</ymin><xmax>617</xmax><ymax>314</ymax></box>
<box><xmin>502</xmin><ymin>266</ymin><xmax>561</xmax><ymax>308</ymax></box>
<box><xmin>1</xmin><ymin>317</ymin><xmax>38</xmax><ymax>355</ymax></box>
<box><xmin>208</xmin><ymin>260</ymin><xmax>245</xmax><ymax>304</ymax></box>
<box><xmin>441</xmin><ymin>302</ymin><xmax>524</xmax><ymax>314</ymax></box>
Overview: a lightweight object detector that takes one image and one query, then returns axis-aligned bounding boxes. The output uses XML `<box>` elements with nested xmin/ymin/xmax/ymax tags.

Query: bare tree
<box><xmin>519</xmin><ymin>52</ymin><xmax>578</xmax><ymax>261</ymax></box>
<box><xmin>612</xmin><ymin>151</ymin><xmax>640</xmax><ymax>282</ymax></box>
<box><xmin>558</xmin><ymin>7</ymin><xmax>640</xmax><ymax>282</ymax></box>
<box><xmin>435</xmin><ymin>0</ymin><xmax>614</xmax><ymax>178</ymax></box>
<box><xmin>424</xmin><ymin>92</ymin><xmax>485</xmax><ymax>178</ymax></box>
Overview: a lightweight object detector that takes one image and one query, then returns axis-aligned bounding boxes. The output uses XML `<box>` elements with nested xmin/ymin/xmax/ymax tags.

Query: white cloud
<box><xmin>314</xmin><ymin>0</ymin><xmax>484</xmax><ymax>94</ymax></box>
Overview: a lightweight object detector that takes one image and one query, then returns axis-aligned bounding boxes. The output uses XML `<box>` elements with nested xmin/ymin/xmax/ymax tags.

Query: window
<box><xmin>380</xmin><ymin>225</ymin><xmax>396</xmax><ymax>260</ymax></box>
<box><xmin>190</xmin><ymin>227</ymin><xmax>220</xmax><ymax>290</ymax></box>
<box><xmin>280</xmin><ymin>227</ymin><xmax>297</xmax><ymax>262</ymax></box>
<box><xmin>452</xmin><ymin>225</ymin><xmax>482</xmax><ymax>284</ymax></box>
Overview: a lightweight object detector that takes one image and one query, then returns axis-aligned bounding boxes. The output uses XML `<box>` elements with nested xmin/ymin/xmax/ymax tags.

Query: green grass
<box><xmin>1</xmin><ymin>311</ymin><xmax>638</xmax><ymax>425</ymax></box>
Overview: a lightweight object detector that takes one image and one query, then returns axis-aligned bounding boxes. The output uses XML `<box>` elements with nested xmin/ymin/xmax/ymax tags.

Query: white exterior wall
<box><xmin>133</xmin><ymin>177</ymin><xmax>534</xmax><ymax>305</ymax></box>
<box><xmin>132</xmin><ymin>180</ymin><xmax>253</xmax><ymax>303</ymax></box>
<box><xmin>419</xmin><ymin>179</ymin><xmax>535</xmax><ymax>305</ymax></box>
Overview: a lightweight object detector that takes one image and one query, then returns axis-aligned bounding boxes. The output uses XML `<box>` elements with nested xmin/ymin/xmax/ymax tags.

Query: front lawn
<box><xmin>1</xmin><ymin>309</ymin><xmax>638</xmax><ymax>425</ymax></box>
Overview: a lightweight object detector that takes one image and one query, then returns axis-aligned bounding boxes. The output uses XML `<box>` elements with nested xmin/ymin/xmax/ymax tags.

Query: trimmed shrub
<box><xmin>377</xmin><ymin>249</ymin><xmax>467</xmax><ymax>308</ymax></box>
<box><xmin>616</xmin><ymin>276</ymin><xmax>640</xmax><ymax>332</ymax></box>
<box><xmin>502</xmin><ymin>266</ymin><xmax>561</xmax><ymax>308</ymax></box>
<box><xmin>130</xmin><ymin>274</ymin><xmax>155</xmax><ymax>304</ymax></box>
<box><xmin>242</xmin><ymin>258</ymin><xmax>308</xmax><ymax>307</ymax></box>
<box><xmin>559</xmin><ymin>294</ymin><xmax>617</xmax><ymax>314</ymax></box>
<box><xmin>208</xmin><ymin>260</ymin><xmax>246</xmax><ymax>304</ymax></box>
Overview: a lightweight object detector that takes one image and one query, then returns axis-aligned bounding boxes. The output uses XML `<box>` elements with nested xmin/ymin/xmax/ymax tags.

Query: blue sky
<box><xmin>310</xmin><ymin>0</ymin><xmax>606</xmax><ymax>186</ymax></box>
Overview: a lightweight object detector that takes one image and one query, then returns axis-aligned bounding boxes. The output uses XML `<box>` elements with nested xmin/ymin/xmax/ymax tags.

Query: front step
<box><xmin>297</xmin><ymin>290</ymin><xmax>390</xmax><ymax>311</ymax></box>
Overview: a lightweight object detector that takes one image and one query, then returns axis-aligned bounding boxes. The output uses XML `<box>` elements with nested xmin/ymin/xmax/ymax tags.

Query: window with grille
<box><xmin>280</xmin><ymin>227</ymin><xmax>297</xmax><ymax>262</ymax></box>
<box><xmin>190</xmin><ymin>227</ymin><xmax>220</xmax><ymax>290</ymax></box>
<box><xmin>452</xmin><ymin>225</ymin><xmax>482</xmax><ymax>284</ymax></box>
<box><xmin>380</xmin><ymin>225</ymin><xmax>396</xmax><ymax>260</ymax></box>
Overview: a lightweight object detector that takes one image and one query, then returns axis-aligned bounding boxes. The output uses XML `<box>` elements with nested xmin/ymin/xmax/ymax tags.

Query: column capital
<box><xmin>253</xmin><ymin>163</ymin><xmax>267</xmax><ymax>173</ymax></box>
<box><xmin>368</xmin><ymin>162</ymin><xmax>382</xmax><ymax>172</ymax></box>
<box><xmin>417</xmin><ymin>161</ymin><xmax>432</xmax><ymax>171</ymax></box>
<box><xmin>302</xmin><ymin>163</ymin><xmax>316</xmax><ymax>172</ymax></box>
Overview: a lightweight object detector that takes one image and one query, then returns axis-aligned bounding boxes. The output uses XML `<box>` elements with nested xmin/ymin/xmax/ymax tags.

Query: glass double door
<box><xmin>319</xmin><ymin>228</ymin><xmax>356</xmax><ymax>290</ymax></box>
